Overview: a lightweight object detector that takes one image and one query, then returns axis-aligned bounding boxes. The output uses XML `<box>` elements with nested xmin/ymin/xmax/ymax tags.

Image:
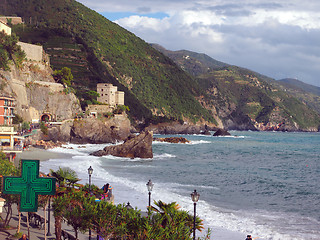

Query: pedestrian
<box><xmin>19</xmin><ymin>233</ymin><xmax>29</xmax><ymax>240</ymax></box>
<box><xmin>245</xmin><ymin>235</ymin><xmax>252</xmax><ymax>240</ymax></box>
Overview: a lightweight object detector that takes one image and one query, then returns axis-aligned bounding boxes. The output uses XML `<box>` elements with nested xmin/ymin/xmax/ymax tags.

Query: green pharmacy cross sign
<box><xmin>2</xmin><ymin>159</ymin><xmax>56</xmax><ymax>212</ymax></box>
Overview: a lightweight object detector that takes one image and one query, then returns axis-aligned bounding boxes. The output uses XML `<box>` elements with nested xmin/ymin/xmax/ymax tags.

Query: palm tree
<box><xmin>50</xmin><ymin>167</ymin><xmax>80</xmax><ymax>187</ymax></box>
<box><xmin>150</xmin><ymin>200</ymin><xmax>204</xmax><ymax>239</ymax></box>
<box><xmin>51</xmin><ymin>167</ymin><xmax>80</xmax><ymax>240</ymax></box>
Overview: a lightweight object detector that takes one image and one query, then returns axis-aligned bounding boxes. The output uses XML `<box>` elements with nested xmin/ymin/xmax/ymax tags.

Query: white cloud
<box><xmin>77</xmin><ymin>0</ymin><xmax>320</xmax><ymax>86</ymax></box>
<box><xmin>115</xmin><ymin>16</ymin><xmax>170</xmax><ymax>31</ymax></box>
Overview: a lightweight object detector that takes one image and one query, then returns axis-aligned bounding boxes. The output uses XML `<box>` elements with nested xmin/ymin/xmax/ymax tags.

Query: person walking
<box><xmin>19</xmin><ymin>233</ymin><xmax>29</xmax><ymax>240</ymax></box>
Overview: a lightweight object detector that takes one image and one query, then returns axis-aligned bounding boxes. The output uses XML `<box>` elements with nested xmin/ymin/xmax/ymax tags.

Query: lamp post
<box><xmin>191</xmin><ymin>189</ymin><xmax>200</xmax><ymax>240</ymax></box>
<box><xmin>88</xmin><ymin>166</ymin><xmax>93</xmax><ymax>240</ymax></box>
<box><xmin>146</xmin><ymin>179</ymin><xmax>154</xmax><ymax>207</ymax></box>
<box><xmin>88</xmin><ymin>166</ymin><xmax>93</xmax><ymax>193</ymax></box>
<box><xmin>46</xmin><ymin>197</ymin><xmax>51</xmax><ymax>236</ymax></box>
<box><xmin>125</xmin><ymin>202</ymin><xmax>133</xmax><ymax>210</ymax></box>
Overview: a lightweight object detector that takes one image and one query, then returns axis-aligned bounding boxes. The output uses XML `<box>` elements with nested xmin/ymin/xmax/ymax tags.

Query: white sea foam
<box><xmin>188</xmin><ymin>140</ymin><xmax>211</xmax><ymax>144</ymax></box>
<box><xmin>153</xmin><ymin>153</ymin><xmax>176</xmax><ymax>159</ymax></box>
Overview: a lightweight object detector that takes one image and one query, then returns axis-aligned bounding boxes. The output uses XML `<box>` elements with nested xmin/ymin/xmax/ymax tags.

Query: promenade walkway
<box><xmin>0</xmin><ymin>204</ymin><xmax>92</xmax><ymax>240</ymax></box>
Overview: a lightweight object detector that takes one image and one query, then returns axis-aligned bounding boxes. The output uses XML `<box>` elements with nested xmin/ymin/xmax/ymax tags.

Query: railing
<box><xmin>1</xmin><ymin>146</ymin><xmax>23</xmax><ymax>152</ymax></box>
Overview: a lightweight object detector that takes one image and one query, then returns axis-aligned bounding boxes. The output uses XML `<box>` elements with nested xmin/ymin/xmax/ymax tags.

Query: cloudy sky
<box><xmin>77</xmin><ymin>0</ymin><xmax>320</xmax><ymax>87</ymax></box>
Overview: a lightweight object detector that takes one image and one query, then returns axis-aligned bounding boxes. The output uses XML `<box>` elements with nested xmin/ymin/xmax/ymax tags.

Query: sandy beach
<box><xmin>14</xmin><ymin>146</ymin><xmax>73</xmax><ymax>167</ymax></box>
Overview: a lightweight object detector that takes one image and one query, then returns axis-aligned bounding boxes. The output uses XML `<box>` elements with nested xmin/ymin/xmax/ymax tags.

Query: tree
<box><xmin>40</xmin><ymin>121</ymin><xmax>48</xmax><ymax>135</ymax></box>
<box><xmin>51</xmin><ymin>168</ymin><xmax>81</xmax><ymax>240</ymax></box>
<box><xmin>148</xmin><ymin>200</ymin><xmax>204</xmax><ymax>239</ymax></box>
<box><xmin>50</xmin><ymin>167</ymin><xmax>80</xmax><ymax>187</ymax></box>
<box><xmin>12</xmin><ymin>114</ymin><xmax>23</xmax><ymax>124</ymax></box>
<box><xmin>54</xmin><ymin>189</ymin><xmax>94</xmax><ymax>239</ymax></box>
<box><xmin>113</xmin><ymin>105</ymin><xmax>129</xmax><ymax>114</ymax></box>
<box><xmin>0</xmin><ymin>152</ymin><xmax>20</xmax><ymax>227</ymax></box>
<box><xmin>52</xmin><ymin>67</ymin><xmax>73</xmax><ymax>87</ymax></box>
<box><xmin>0</xmin><ymin>32</ymin><xmax>25</xmax><ymax>69</ymax></box>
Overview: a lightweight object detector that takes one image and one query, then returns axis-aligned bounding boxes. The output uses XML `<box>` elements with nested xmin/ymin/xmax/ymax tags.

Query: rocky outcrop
<box><xmin>70</xmin><ymin>115</ymin><xmax>131</xmax><ymax>144</ymax></box>
<box><xmin>200</xmin><ymin>130</ymin><xmax>211</xmax><ymax>135</ymax></box>
<box><xmin>32</xmin><ymin>140</ymin><xmax>65</xmax><ymax>149</ymax></box>
<box><xmin>25</xmin><ymin>114</ymin><xmax>131</xmax><ymax>144</ymax></box>
<box><xmin>0</xmin><ymin>62</ymin><xmax>82</xmax><ymax>122</ymax></box>
<box><xmin>145</xmin><ymin>121</ymin><xmax>217</xmax><ymax>134</ymax></box>
<box><xmin>91</xmin><ymin>131</ymin><xmax>153</xmax><ymax>158</ymax></box>
<box><xmin>153</xmin><ymin>137</ymin><xmax>190</xmax><ymax>143</ymax></box>
<box><xmin>213</xmin><ymin>129</ymin><xmax>231</xmax><ymax>136</ymax></box>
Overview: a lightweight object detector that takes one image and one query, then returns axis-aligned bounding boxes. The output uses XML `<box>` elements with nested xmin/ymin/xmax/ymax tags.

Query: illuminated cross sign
<box><xmin>2</xmin><ymin>159</ymin><xmax>56</xmax><ymax>212</ymax></box>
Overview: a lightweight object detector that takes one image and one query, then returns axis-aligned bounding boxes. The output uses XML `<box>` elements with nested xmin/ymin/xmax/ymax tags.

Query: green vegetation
<box><xmin>12</xmin><ymin>114</ymin><xmax>23</xmax><ymax>124</ymax></box>
<box><xmin>0</xmin><ymin>153</ymin><xmax>209</xmax><ymax>239</ymax></box>
<box><xmin>52</xmin><ymin>67</ymin><xmax>73</xmax><ymax>87</ymax></box>
<box><xmin>2</xmin><ymin>0</ymin><xmax>319</xmax><ymax>129</ymax></box>
<box><xmin>0</xmin><ymin>31</ymin><xmax>25</xmax><ymax>70</ymax></box>
<box><xmin>40</xmin><ymin>121</ymin><xmax>48</xmax><ymax>135</ymax></box>
<box><xmin>4</xmin><ymin>0</ymin><xmax>214</xmax><ymax>124</ymax></box>
<box><xmin>154</xmin><ymin>46</ymin><xmax>320</xmax><ymax>130</ymax></box>
<box><xmin>0</xmin><ymin>152</ymin><xmax>20</xmax><ymax>227</ymax></box>
<box><xmin>52</xmin><ymin>187</ymin><xmax>207</xmax><ymax>240</ymax></box>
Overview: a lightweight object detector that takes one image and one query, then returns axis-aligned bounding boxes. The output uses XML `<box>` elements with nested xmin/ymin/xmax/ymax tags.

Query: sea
<box><xmin>39</xmin><ymin>131</ymin><xmax>320</xmax><ymax>240</ymax></box>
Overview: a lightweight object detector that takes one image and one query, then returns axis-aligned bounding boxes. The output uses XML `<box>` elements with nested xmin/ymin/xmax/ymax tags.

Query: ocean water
<box><xmin>40</xmin><ymin>131</ymin><xmax>320</xmax><ymax>240</ymax></box>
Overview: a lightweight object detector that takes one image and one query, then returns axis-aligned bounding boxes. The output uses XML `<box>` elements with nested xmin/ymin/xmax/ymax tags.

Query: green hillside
<box><xmin>153</xmin><ymin>46</ymin><xmax>320</xmax><ymax>131</ymax></box>
<box><xmin>276</xmin><ymin>78</ymin><xmax>320</xmax><ymax>114</ymax></box>
<box><xmin>151</xmin><ymin>44</ymin><xmax>229</xmax><ymax>76</ymax></box>
<box><xmin>2</xmin><ymin>0</ymin><xmax>319</xmax><ymax>131</ymax></box>
<box><xmin>2</xmin><ymin>0</ymin><xmax>215</xmax><ymax>124</ymax></box>
<box><xmin>278</xmin><ymin>78</ymin><xmax>320</xmax><ymax>96</ymax></box>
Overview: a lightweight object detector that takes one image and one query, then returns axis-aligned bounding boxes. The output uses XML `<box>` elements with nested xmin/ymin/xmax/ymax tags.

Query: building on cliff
<box><xmin>0</xmin><ymin>18</ymin><xmax>49</xmax><ymax>64</ymax></box>
<box><xmin>97</xmin><ymin>83</ymin><xmax>124</xmax><ymax>106</ymax></box>
<box><xmin>86</xmin><ymin>84</ymin><xmax>125</xmax><ymax>117</ymax></box>
<box><xmin>0</xmin><ymin>16</ymin><xmax>23</xmax><ymax>25</ymax></box>
<box><xmin>0</xmin><ymin>19</ymin><xmax>11</xmax><ymax>35</ymax></box>
<box><xmin>0</xmin><ymin>96</ymin><xmax>15</xmax><ymax>125</ymax></box>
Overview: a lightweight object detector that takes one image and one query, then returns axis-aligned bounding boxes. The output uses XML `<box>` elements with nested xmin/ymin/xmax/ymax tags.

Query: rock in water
<box><xmin>153</xmin><ymin>137</ymin><xmax>190</xmax><ymax>143</ymax></box>
<box><xmin>213</xmin><ymin>129</ymin><xmax>231</xmax><ymax>136</ymax></box>
<box><xmin>91</xmin><ymin>131</ymin><xmax>153</xmax><ymax>158</ymax></box>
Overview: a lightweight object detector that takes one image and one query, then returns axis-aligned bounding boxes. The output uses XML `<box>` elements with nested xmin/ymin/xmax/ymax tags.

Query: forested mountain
<box><xmin>277</xmin><ymin>78</ymin><xmax>320</xmax><ymax>114</ymax></box>
<box><xmin>2</xmin><ymin>0</ymin><xmax>320</xmax><ymax>131</ymax></box>
<box><xmin>152</xmin><ymin>45</ymin><xmax>320</xmax><ymax>131</ymax></box>
<box><xmin>2</xmin><ymin>0</ymin><xmax>215</xmax><ymax>125</ymax></box>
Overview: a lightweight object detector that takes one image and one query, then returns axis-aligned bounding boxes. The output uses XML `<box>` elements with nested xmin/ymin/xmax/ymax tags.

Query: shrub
<box><xmin>40</xmin><ymin>121</ymin><xmax>48</xmax><ymax>135</ymax></box>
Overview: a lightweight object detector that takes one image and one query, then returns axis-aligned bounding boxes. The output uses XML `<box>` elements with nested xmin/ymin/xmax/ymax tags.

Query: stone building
<box><xmin>0</xmin><ymin>19</ymin><xmax>11</xmax><ymax>35</ymax></box>
<box><xmin>97</xmin><ymin>83</ymin><xmax>124</xmax><ymax>106</ymax></box>
<box><xmin>85</xmin><ymin>105</ymin><xmax>113</xmax><ymax>118</ymax></box>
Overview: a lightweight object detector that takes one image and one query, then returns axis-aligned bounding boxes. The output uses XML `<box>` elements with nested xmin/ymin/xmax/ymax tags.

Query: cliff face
<box><xmin>69</xmin><ymin>114</ymin><xmax>131</xmax><ymax>144</ymax></box>
<box><xmin>0</xmin><ymin>61</ymin><xmax>82</xmax><ymax>122</ymax></box>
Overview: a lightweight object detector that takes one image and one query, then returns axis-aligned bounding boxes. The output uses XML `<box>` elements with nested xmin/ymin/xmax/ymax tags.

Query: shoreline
<box><xmin>14</xmin><ymin>145</ymin><xmax>255</xmax><ymax>240</ymax></box>
<box><xmin>14</xmin><ymin>146</ymin><xmax>73</xmax><ymax>167</ymax></box>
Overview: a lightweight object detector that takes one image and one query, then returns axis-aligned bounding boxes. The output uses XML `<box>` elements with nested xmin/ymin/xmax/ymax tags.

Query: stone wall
<box><xmin>0</xmin><ymin>17</ymin><xmax>23</xmax><ymax>25</ymax></box>
<box><xmin>17</xmin><ymin>42</ymin><xmax>43</xmax><ymax>62</ymax></box>
<box><xmin>86</xmin><ymin>105</ymin><xmax>113</xmax><ymax>115</ymax></box>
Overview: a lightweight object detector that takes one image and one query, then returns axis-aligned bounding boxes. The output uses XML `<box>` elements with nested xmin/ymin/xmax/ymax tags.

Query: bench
<box><xmin>61</xmin><ymin>229</ymin><xmax>77</xmax><ymax>240</ymax></box>
<box><xmin>28</xmin><ymin>212</ymin><xmax>47</xmax><ymax>229</ymax></box>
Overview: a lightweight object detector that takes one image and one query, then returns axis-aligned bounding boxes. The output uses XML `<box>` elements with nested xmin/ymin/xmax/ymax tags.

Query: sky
<box><xmin>77</xmin><ymin>0</ymin><xmax>320</xmax><ymax>87</ymax></box>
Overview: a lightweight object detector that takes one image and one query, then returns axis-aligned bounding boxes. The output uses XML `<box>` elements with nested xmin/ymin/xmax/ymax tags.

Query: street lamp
<box><xmin>46</xmin><ymin>197</ymin><xmax>51</xmax><ymax>236</ymax></box>
<box><xmin>146</xmin><ymin>179</ymin><xmax>154</xmax><ymax>207</ymax></box>
<box><xmin>125</xmin><ymin>202</ymin><xmax>133</xmax><ymax>210</ymax></box>
<box><xmin>87</xmin><ymin>166</ymin><xmax>93</xmax><ymax>240</ymax></box>
<box><xmin>191</xmin><ymin>189</ymin><xmax>200</xmax><ymax>240</ymax></box>
<box><xmin>88</xmin><ymin>166</ymin><xmax>93</xmax><ymax>193</ymax></box>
